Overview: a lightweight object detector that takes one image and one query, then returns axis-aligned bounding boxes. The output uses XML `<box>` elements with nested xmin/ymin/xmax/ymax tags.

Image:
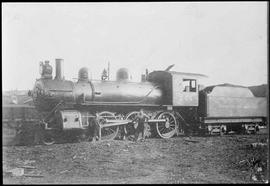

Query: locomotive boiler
<box><xmin>33</xmin><ymin>59</ymin><xmax>162</xmax><ymax>112</ymax></box>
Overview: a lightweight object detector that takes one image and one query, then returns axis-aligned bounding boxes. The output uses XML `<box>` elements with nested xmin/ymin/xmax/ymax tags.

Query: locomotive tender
<box><xmin>30</xmin><ymin>59</ymin><xmax>267</xmax><ymax>144</ymax></box>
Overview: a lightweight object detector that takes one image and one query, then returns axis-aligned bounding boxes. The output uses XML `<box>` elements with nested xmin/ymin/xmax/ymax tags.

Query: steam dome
<box><xmin>78</xmin><ymin>67</ymin><xmax>89</xmax><ymax>81</ymax></box>
<box><xmin>116</xmin><ymin>68</ymin><xmax>129</xmax><ymax>81</ymax></box>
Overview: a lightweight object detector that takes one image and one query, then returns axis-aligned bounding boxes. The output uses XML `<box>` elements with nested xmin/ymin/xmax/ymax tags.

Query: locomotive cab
<box><xmin>148</xmin><ymin>71</ymin><xmax>207</xmax><ymax>107</ymax></box>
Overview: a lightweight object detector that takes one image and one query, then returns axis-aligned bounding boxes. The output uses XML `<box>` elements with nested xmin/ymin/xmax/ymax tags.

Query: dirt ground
<box><xmin>2</xmin><ymin>134</ymin><xmax>269</xmax><ymax>184</ymax></box>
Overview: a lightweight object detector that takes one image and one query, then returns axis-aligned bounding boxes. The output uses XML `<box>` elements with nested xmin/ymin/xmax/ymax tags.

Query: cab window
<box><xmin>183</xmin><ymin>79</ymin><xmax>197</xmax><ymax>92</ymax></box>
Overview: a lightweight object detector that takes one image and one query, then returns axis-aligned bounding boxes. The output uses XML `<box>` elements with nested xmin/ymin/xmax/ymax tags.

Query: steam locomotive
<box><xmin>29</xmin><ymin>59</ymin><xmax>267</xmax><ymax>145</ymax></box>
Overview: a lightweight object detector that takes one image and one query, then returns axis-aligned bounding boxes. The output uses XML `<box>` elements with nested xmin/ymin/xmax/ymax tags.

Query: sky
<box><xmin>2</xmin><ymin>2</ymin><xmax>268</xmax><ymax>91</ymax></box>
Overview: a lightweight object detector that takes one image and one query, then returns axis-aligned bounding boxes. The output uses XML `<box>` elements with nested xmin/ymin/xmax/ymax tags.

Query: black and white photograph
<box><xmin>2</xmin><ymin>2</ymin><xmax>269</xmax><ymax>184</ymax></box>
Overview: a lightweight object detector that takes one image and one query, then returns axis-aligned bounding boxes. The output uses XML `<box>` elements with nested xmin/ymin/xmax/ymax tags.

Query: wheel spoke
<box><xmin>159</xmin><ymin>126</ymin><xmax>166</xmax><ymax>132</ymax></box>
<box><xmin>168</xmin><ymin>127</ymin><xmax>174</xmax><ymax>132</ymax></box>
<box><xmin>158</xmin><ymin>125</ymin><xmax>166</xmax><ymax>131</ymax></box>
<box><xmin>107</xmin><ymin>127</ymin><xmax>116</xmax><ymax>134</ymax></box>
<box><xmin>168</xmin><ymin>126</ymin><xmax>174</xmax><ymax>130</ymax></box>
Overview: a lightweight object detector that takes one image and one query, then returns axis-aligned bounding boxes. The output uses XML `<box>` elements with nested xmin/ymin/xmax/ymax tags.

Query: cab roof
<box><xmin>151</xmin><ymin>70</ymin><xmax>208</xmax><ymax>79</ymax></box>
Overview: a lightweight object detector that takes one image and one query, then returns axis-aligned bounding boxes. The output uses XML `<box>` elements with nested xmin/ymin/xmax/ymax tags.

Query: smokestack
<box><xmin>55</xmin><ymin>58</ymin><xmax>63</xmax><ymax>80</ymax></box>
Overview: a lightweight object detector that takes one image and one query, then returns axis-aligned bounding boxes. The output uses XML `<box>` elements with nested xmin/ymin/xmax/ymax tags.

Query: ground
<box><xmin>2</xmin><ymin>134</ymin><xmax>269</xmax><ymax>184</ymax></box>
